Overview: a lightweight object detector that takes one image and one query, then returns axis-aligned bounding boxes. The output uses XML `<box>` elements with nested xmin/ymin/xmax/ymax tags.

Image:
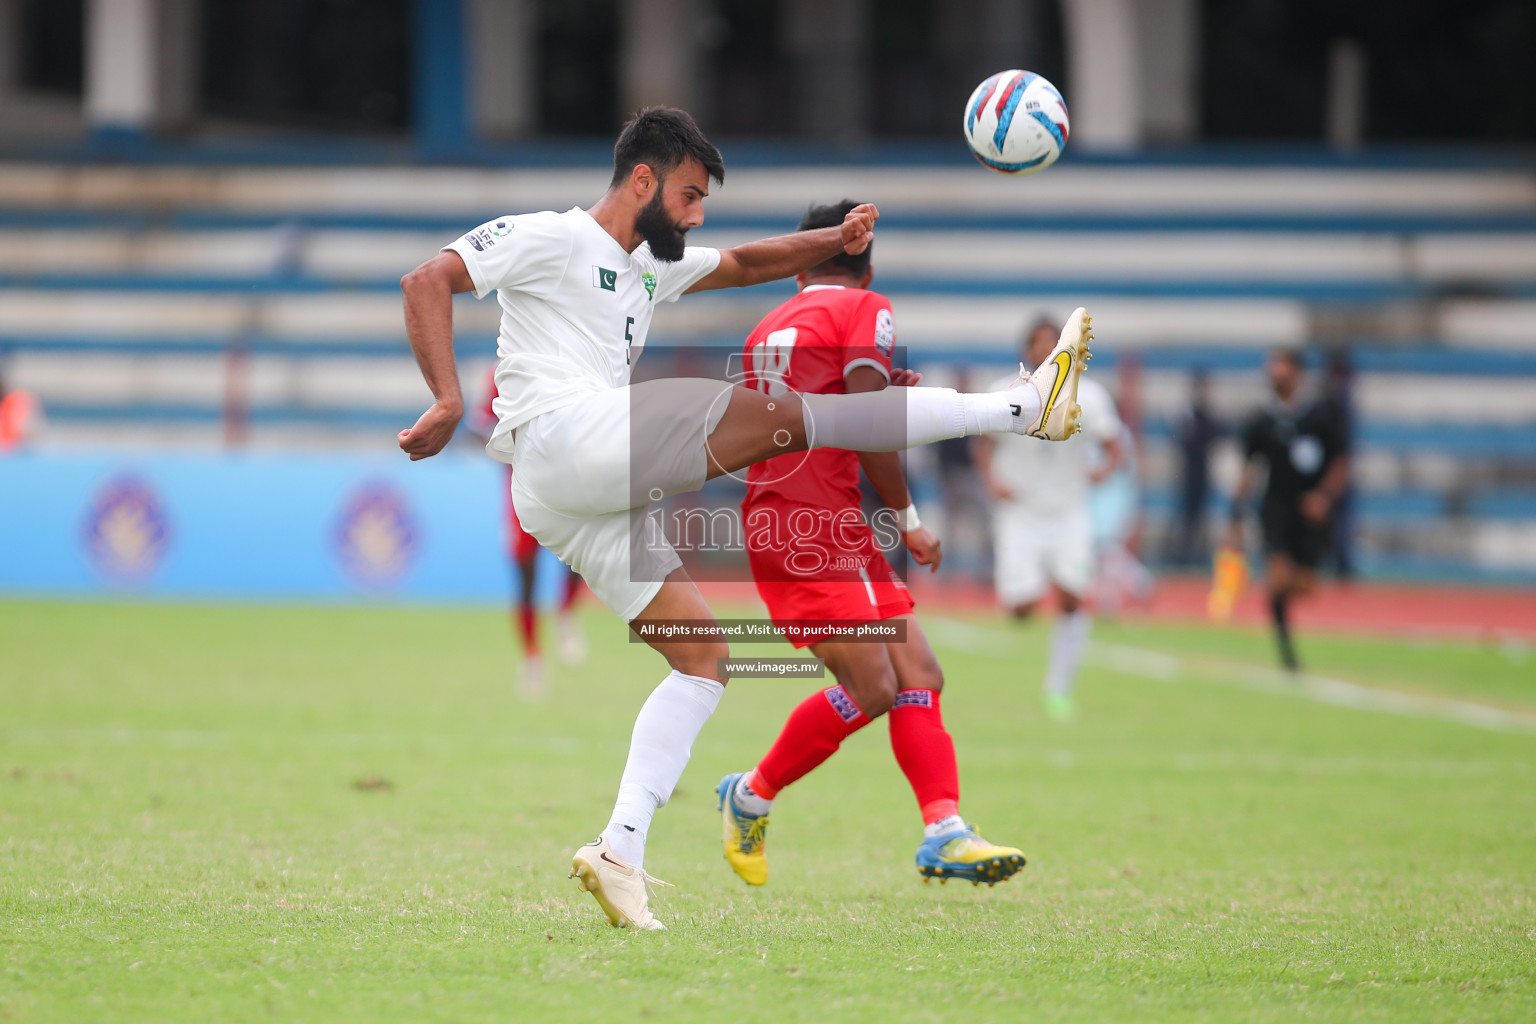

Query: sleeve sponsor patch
<box><xmin>874</xmin><ymin>307</ymin><xmax>895</xmax><ymax>356</ymax></box>
<box><xmin>465</xmin><ymin>220</ymin><xmax>512</xmax><ymax>251</ymax></box>
<box><xmin>442</xmin><ymin>211</ymin><xmax>571</xmax><ymax>300</ymax></box>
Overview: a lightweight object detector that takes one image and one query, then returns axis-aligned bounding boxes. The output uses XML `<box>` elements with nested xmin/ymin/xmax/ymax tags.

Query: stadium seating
<box><xmin>1</xmin><ymin>158</ymin><xmax>1533</xmax><ymax>580</ymax></box>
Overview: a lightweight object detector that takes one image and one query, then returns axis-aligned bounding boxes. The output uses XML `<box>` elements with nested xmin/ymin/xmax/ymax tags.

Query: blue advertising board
<box><xmin>0</xmin><ymin>452</ymin><xmax>565</xmax><ymax>603</ymax></box>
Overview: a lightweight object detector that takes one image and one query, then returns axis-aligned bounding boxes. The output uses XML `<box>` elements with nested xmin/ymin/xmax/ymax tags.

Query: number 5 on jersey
<box><xmin>624</xmin><ymin>316</ymin><xmax>635</xmax><ymax>365</ymax></box>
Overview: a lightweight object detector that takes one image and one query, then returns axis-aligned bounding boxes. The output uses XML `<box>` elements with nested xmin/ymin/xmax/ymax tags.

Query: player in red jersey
<box><xmin>715</xmin><ymin>201</ymin><xmax>1027</xmax><ymax>887</ymax></box>
<box><xmin>475</xmin><ymin>371</ymin><xmax>585</xmax><ymax>694</ymax></box>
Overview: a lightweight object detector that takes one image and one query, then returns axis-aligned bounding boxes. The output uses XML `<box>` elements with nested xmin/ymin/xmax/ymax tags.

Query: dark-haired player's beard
<box><xmin>635</xmin><ymin>190</ymin><xmax>688</xmax><ymax>262</ymax></box>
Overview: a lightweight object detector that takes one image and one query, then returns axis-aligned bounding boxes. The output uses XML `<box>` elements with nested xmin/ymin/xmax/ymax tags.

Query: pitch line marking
<box><xmin>1088</xmin><ymin>641</ymin><xmax>1536</xmax><ymax>736</ymax></box>
<box><xmin>924</xmin><ymin>618</ymin><xmax>1536</xmax><ymax>736</ymax></box>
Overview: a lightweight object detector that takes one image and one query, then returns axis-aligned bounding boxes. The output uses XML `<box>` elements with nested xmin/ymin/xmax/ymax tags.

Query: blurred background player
<box><xmin>718</xmin><ymin>200</ymin><xmax>1026</xmax><ymax>889</ymax></box>
<box><xmin>1166</xmin><ymin>370</ymin><xmax>1225</xmax><ymax>568</ymax></box>
<box><xmin>0</xmin><ymin>368</ymin><xmax>43</xmax><ymax>453</ymax></box>
<box><xmin>932</xmin><ymin>367</ymin><xmax>994</xmax><ymax>582</ymax></box>
<box><xmin>1322</xmin><ymin>351</ymin><xmax>1358</xmax><ymax>582</ymax></box>
<box><xmin>473</xmin><ymin>370</ymin><xmax>585</xmax><ymax>695</ymax></box>
<box><xmin>974</xmin><ymin>317</ymin><xmax>1124</xmax><ymax>721</ymax></box>
<box><xmin>1089</xmin><ymin>413</ymin><xmax>1153</xmax><ymax>615</ymax></box>
<box><xmin>1226</xmin><ymin>348</ymin><xmax>1351</xmax><ymax>672</ymax></box>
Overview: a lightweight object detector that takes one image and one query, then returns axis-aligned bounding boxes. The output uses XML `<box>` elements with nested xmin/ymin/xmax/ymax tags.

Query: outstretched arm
<box><xmin>685</xmin><ymin>204</ymin><xmax>878</xmax><ymax>293</ymax></box>
<box><xmin>398</xmin><ymin>250</ymin><xmax>476</xmax><ymax>460</ymax></box>
<box><xmin>1301</xmin><ymin>454</ymin><xmax>1351</xmax><ymax>524</ymax></box>
<box><xmin>1224</xmin><ymin>459</ymin><xmax>1259</xmax><ymax>547</ymax></box>
<box><xmin>1088</xmin><ymin>434</ymin><xmax>1126</xmax><ymax>485</ymax></box>
<box><xmin>971</xmin><ymin>435</ymin><xmax>1013</xmax><ymax>502</ymax></box>
<box><xmin>852</xmin><ymin>364</ymin><xmax>914</xmax><ymax>515</ymax></box>
<box><xmin>846</xmin><ymin>365</ymin><xmax>943</xmax><ymax>572</ymax></box>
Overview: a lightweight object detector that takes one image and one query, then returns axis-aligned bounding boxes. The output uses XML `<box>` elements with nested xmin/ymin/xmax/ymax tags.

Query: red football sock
<box><xmin>888</xmin><ymin>689</ymin><xmax>960</xmax><ymax>825</ymax></box>
<box><xmin>516</xmin><ymin>603</ymin><xmax>539</xmax><ymax>655</ymax></box>
<box><xmin>749</xmin><ymin>685</ymin><xmax>872</xmax><ymax>798</ymax></box>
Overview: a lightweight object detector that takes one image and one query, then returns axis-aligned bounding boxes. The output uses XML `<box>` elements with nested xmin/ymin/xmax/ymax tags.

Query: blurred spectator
<box><xmin>1166</xmin><ymin>370</ymin><xmax>1224</xmax><ymax>567</ymax></box>
<box><xmin>1323</xmin><ymin>351</ymin><xmax>1357</xmax><ymax>580</ymax></box>
<box><xmin>934</xmin><ymin>367</ymin><xmax>992</xmax><ymax>580</ymax></box>
<box><xmin>473</xmin><ymin>369</ymin><xmax>585</xmax><ymax>695</ymax></box>
<box><xmin>0</xmin><ymin>369</ymin><xmax>43</xmax><ymax>453</ymax></box>
<box><xmin>1091</xmin><ymin>420</ymin><xmax>1153</xmax><ymax>614</ymax></box>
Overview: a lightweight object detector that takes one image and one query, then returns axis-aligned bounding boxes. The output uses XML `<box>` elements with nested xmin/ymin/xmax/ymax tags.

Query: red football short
<box><xmin>746</xmin><ymin>506</ymin><xmax>915</xmax><ymax>649</ymax></box>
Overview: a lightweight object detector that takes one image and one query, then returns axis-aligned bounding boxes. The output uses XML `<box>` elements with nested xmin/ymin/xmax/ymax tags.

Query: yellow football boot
<box><xmin>716</xmin><ymin>772</ymin><xmax>770</xmax><ymax>886</ymax></box>
<box><xmin>916</xmin><ymin>825</ymin><xmax>1027</xmax><ymax>886</ymax></box>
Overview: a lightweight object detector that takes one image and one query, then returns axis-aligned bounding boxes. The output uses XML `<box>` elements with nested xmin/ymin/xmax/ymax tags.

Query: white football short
<box><xmin>501</xmin><ymin>378</ymin><xmax>737</xmax><ymax>621</ymax></box>
<box><xmin>991</xmin><ymin>504</ymin><xmax>1094</xmax><ymax>607</ymax></box>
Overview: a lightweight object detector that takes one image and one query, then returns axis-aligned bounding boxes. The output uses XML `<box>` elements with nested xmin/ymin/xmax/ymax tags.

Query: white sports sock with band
<box><xmin>602</xmin><ymin>669</ymin><xmax>724</xmax><ymax>869</ymax></box>
<box><xmin>800</xmin><ymin>386</ymin><xmax>1036</xmax><ymax>453</ymax></box>
<box><xmin>924</xmin><ymin>813</ymin><xmax>966</xmax><ymax>839</ymax></box>
<box><xmin>1044</xmin><ymin>611</ymin><xmax>1092</xmax><ymax>698</ymax></box>
<box><xmin>732</xmin><ymin>774</ymin><xmax>773</xmax><ymax>816</ymax></box>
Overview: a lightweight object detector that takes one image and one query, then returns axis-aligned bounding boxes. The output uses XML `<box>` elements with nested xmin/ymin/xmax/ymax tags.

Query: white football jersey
<box><xmin>986</xmin><ymin>374</ymin><xmax>1122</xmax><ymax>517</ymax></box>
<box><xmin>444</xmin><ymin>207</ymin><xmax>721</xmax><ymax>462</ymax></box>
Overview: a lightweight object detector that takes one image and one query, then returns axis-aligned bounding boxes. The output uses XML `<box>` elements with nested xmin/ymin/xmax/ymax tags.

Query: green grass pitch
<box><xmin>3</xmin><ymin>599</ymin><xmax>1534</xmax><ymax>1022</ymax></box>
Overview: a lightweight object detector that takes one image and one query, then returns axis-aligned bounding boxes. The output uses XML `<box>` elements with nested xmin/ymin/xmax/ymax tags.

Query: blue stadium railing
<box><xmin>5</xmin><ymin>208</ymin><xmax>1536</xmax><ymax>234</ymax></box>
<box><xmin>8</xmin><ymin>336</ymin><xmax>1536</xmax><ymax>374</ymax></box>
<box><xmin>6</xmin><ymin>134</ymin><xmax>1533</xmax><ymax>169</ymax></box>
<box><xmin>4</xmin><ymin>272</ymin><xmax>1530</xmax><ymax>302</ymax></box>
<box><xmin>26</xmin><ymin>398</ymin><xmax>1534</xmax><ymax>459</ymax></box>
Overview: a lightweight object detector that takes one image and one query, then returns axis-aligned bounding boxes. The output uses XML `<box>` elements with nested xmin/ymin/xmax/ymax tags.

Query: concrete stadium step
<box><xmin>12</xmin><ymin>352</ymin><xmax>434</xmax><ymax>411</ymax></box>
<box><xmin>0</xmin><ymin>286</ymin><xmax>1530</xmax><ymax>352</ymax></box>
<box><xmin>1128</xmin><ymin>369</ymin><xmax>1536</xmax><ymax>427</ymax></box>
<box><xmin>0</xmin><ymin>286</ymin><xmax>1307</xmax><ymax>347</ymax></box>
<box><xmin>3</xmin><ymin>164</ymin><xmax>1533</xmax><ymax>217</ymax></box>
<box><xmin>16</xmin><ymin>349</ymin><xmax>1535</xmax><ymax>439</ymax></box>
<box><xmin>0</xmin><ymin>289</ymin><xmax>500</xmax><ymax>338</ymax></box>
<box><xmin>5</xmin><ymin>226</ymin><xmax>1536</xmax><ymax>289</ymax></box>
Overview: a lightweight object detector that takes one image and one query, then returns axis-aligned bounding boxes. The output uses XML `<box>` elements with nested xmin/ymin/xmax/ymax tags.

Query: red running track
<box><xmin>699</xmin><ymin>575</ymin><xmax>1536</xmax><ymax>642</ymax></box>
<box><xmin>902</xmin><ymin>574</ymin><xmax>1536</xmax><ymax>642</ymax></box>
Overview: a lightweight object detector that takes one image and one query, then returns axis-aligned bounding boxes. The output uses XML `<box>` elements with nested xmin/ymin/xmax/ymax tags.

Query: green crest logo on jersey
<box><xmin>642</xmin><ymin>271</ymin><xmax>657</xmax><ymax>300</ymax></box>
<box><xmin>592</xmin><ymin>266</ymin><xmax>618</xmax><ymax>292</ymax></box>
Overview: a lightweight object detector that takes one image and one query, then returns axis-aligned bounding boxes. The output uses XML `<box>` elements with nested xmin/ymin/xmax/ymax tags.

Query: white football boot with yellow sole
<box><xmin>1010</xmin><ymin>306</ymin><xmax>1093</xmax><ymax>441</ymax></box>
<box><xmin>569</xmin><ymin>836</ymin><xmax>671</xmax><ymax>931</ymax></box>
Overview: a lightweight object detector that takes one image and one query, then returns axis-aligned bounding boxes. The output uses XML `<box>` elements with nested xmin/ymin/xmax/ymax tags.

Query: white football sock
<box><xmin>924</xmin><ymin>813</ymin><xmax>966</xmax><ymax>839</ymax></box>
<box><xmin>602</xmin><ymin>669</ymin><xmax>724</xmax><ymax>869</ymax></box>
<box><xmin>800</xmin><ymin>386</ymin><xmax>1036</xmax><ymax>453</ymax></box>
<box><xmin>1044</xmin><ymin>611</ymin><xmax>1092</xmax><ymax>698</ymax></box>
<box><xmin>732</xmin><ymin>774</ymin><xmax>773</xmax><ymax>816</ymax></box>
<box><xmin>603</xmin><ymin>823</ymin><xmax>646</xmax><ymax>867</ymax></box>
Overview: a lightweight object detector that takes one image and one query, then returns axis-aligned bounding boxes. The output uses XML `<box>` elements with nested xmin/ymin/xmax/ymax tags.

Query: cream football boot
<box><xmin>1010</xmin><ymin>306</ymin><xmax>1093</xmax><ymax>441</ymax></box>
<box><xmin>569</xmin><ymin>836</ymin><xmax>671</xmax><ymax>931</ymax></box>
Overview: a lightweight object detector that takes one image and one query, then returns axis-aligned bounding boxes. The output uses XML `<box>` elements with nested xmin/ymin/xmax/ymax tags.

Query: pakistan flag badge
<box><xmin>592</xmin><ymin>266</ymin><xmax>618</xmax><ymax>291</ymax></box>
<box><xmin>642</xmin><ymin>271</ymin><xmax>657</xmax><ymax>301</ymax></box>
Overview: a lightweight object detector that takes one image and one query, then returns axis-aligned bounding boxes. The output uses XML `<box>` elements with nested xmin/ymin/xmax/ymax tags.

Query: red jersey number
<box><xmin>748</xmin><ymin>327</ymin><xmax>797</xmax><ymax>396</ymax></box>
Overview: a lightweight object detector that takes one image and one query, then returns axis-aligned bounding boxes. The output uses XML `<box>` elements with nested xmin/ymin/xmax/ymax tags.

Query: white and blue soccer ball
<box><xmin>962</xmin><ymin>70</ymin><xmax>1069</xmax><ymax>175</ymax></box>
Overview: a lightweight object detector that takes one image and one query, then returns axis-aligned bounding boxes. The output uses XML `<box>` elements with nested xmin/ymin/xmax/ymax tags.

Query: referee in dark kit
<box><xmin>1226</xmin><ymin>348</ymin><xmax>1351</xmax><ymax>672</ymax></box>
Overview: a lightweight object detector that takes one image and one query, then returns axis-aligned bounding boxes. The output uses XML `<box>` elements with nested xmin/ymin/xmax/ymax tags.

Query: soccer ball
<box><xmin>962</xmin><ymin>70</ymin><xmax>1069</xmax><ymax>175</ymax></box>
